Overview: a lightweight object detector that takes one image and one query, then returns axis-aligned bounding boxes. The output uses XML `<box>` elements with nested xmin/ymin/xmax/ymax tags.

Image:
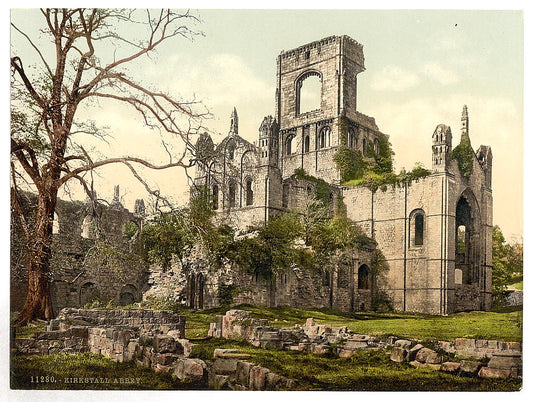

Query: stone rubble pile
<box><xmin>209</xmin><ymin>309</ymin><xmax>522</xmax><ymax>380</ymax></box>
<box><xmin>13</xmin><ymin>308</ymin><xmax>296</xmax><ymax>390</ymax></box>
<box><xmin>209</xmin><ymin>348</ymin><xmax>295</xmax><ymax>390</ymax></box>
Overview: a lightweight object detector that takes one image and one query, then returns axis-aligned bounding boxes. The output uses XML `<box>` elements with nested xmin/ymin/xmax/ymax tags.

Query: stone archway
<box><xmin>119</xmin><ymin>284</ymin><xmax>138</xmax><ymax>306</ymax></box>
<box><xmin>455</xmin><ymin>190</ymin><xmax>481</xmax><ymax>286</ymax></box>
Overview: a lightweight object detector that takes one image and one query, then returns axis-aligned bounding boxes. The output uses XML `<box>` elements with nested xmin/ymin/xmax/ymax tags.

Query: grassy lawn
<box><xmin>13</xmin><ymin>304</ymin><xmax>522</xmax><ymax>343</ymax></box>
<box><xmin>184</xmin><ymin>304</ymin><xmax>523</xmax><ymax>342</ymax></box>
<box><xmin>11</xmin><ymin>303</ymin><xmax>523</xmax><ymax>391</ymax></box>
<box><xmin>10</xmin><ymin>352</ymin><xmax>204</xmax><ymax>390</ymax></box>
<box><xmin>189</xmin><ymin>338</ymin><xmax>521</xmax><ymax>391</ymax></box>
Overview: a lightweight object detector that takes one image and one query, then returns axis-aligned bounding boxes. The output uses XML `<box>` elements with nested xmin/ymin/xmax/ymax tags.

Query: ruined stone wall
<box><xmin>342</xmin><ymin>151</ymin><xmax>492</xmax><ymax>315</ymax></box>
<box><xmin>144</xmin><ymin>245</ymin><xmax>375</xmax><ymax>312</ymax></box>
<box><xmin>11</xmin><ymin>193</ymin><xmax>148</xmax><ymax>314</ymax></box>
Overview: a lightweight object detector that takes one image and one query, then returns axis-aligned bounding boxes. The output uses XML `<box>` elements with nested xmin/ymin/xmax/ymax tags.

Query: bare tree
<box><xmin>10</xmin><ymin>8</ymin><xmax>206</xmax><ymax>326</ymax></box>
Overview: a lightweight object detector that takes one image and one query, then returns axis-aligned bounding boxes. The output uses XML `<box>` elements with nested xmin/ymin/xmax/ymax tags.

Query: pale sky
<box><xmin>9</xmin><ymin>8</ymin><xmax>524</xmax><ymax>239</ymax></box>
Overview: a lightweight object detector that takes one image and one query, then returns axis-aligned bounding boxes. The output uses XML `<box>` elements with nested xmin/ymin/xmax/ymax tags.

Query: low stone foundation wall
<box><xmin>47</xmin><ymin>308</ymin><xmax>185</xmax><ymax>336</ymax></box>
<box><xmin>209</xmin><ymin>310</ymin><xmax>523</xmax><ymax>380</ymax></box>
<box><xmin>209</xmin><ymin>349</ymin><xmax>295</xmax><ymax>390</ymax></box>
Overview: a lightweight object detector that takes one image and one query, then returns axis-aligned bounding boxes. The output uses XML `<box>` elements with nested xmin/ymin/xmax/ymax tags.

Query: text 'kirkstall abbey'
<box><xmin>193</xmin><ymin>35</ymin><xmax>493</xmax><ymax>315</ymax></box>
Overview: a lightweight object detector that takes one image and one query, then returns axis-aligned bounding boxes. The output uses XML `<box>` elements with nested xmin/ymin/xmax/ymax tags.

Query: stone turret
<box><xmin>258</xmin><ymin>115</ymin><xmax>279</xmax><ymax>167</ymax></box>
<box><xmin>432</xmin><ymin>124</ymin><xmax>452</xmax><ymax>172</ymax></box>
<box><xmin>461</xmin><ymin>104</ymin><xmax>469</xmax><ymax>136</ymax></box>
<box><xmin>229</xmin><ymin>107</ymin><xmax>238</xmax><ymax>136</ymax></box>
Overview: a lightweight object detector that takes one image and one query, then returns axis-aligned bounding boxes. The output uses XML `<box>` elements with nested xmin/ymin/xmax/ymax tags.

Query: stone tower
<box><xmin>274</xmin><ymin>35</ymin><xmax>384</xmax><ymax>183</ymax></box>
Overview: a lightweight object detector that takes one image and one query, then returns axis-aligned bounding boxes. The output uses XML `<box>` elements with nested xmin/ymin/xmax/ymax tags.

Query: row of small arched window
<box><xmin>284</xmin><ymin>126</ymin><xmax>377</xmax><ymax>156</ymax></box>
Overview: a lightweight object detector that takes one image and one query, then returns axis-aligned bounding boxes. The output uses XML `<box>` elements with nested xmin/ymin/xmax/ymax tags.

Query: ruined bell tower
<box><xmin>274</xmin><ymin>36</ymin><xmax>384</xmax><ymax>184</ymax></box>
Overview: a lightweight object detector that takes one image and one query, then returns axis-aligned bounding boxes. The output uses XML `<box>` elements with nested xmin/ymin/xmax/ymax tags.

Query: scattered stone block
<box><xmin>338</xmin><ymin>349</ymin><xmax>354</xmax><ymax>358</ymax></box>
<box><xmin>459</xmin><ymin>360</ymin><xmax>482</xmax><ymax>375</ymax></box>
<box><xmin>249</xmin><ymin>365</ymin><xmax>268</xmax><ymax>390</ymax></box>
<box><xmin>487</xmin><ymin>352</ymin><xmax>522</xmax><ymax>377</ymax></box>
<box><xmin>344</xmin><ymin>340</ymin><xmax>368</xmax><ymax>350</ymax></box>
<box><xmin>390</xmin><ymin>347</ymin><xmax>408</xmax><ymax>362</ymax></box>
<box><xmin>153</xmin><ymin>335</ymin><xmax>178</xmax><ymax>354</ymax></box>
<box><xmin>209</xmin><ymin>374</ymin><xmax>230</xmax><ymax>390</ymax></box>
<box><xmin>235</xmin><ymin>360</ymin><xmax>253</xmax><ymax>386</ymax></box>
<box><xmin>172</xmin><ymin>358</ymin><xmax>207</xmax><ymax>382</ymax></box>
<box><xmin>478</xmin><ymin>367</ymin><xmax>511</xmax><ymax>379</ymax></box>
<box><xmin>407</xmin><ymin>344</ymin><xmax>425</xmax><ymax>361</ymax></box>
<box><xmin>415</xmin><ymin>347</ymin><xmax>441</xmax><ymax>364</ymax></box>
<box><xmin>213</xmin><ymin>358</ymin><xmax>239</xmax><ymax>375</ymax></box>
<box><xmin>441</xmin><ymin>361</ymin><xmax>461</xmax><ymax>373</ymax></box>
<box><xmin>394</xmin><ymin>339</ymin><xmax>412</xmax><ymax>349</ymax></box>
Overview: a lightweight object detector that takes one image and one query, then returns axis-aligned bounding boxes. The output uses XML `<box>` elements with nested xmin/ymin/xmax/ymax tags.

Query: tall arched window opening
<box><xmin>358</xmin><ymin>265</ymin><xmax>370</xmax><ymax>289</ymax></box>
<box><xmin>348</xmin><ymin>127</ymin><xmax>357</xmax><ymax>149</ymax></box>
<box><xmin>318</xmin><ymin>126</ymin><xmax>331</xmax><ymax>149</ymax></box>
<box><xmin>297</xmin><ymin>72</ymin><xmax>321</xmax><ymax>114</ymax></box>
<box><xmin>414</xmin><ymin>214</ymin><xmax>424</xmax><ymax>245</ymax></box>
<box><xmin>228</xmin><ymin>181</ymin><xmax>236</xmax><ymax>208</ymax></box>
<box><xmin>409</xmin><ymin>209</ymin><xmax>425</xmax><ymax>247</ymax></box>
<box><xmin>285</xmin><ymin>135</ymin><xmax>294</xmax><ymax>155</ymax></box>
<box><xmin>245</xmin><ymin>178</ymin><xmax>254</xmax><ymax>206</ymax></box>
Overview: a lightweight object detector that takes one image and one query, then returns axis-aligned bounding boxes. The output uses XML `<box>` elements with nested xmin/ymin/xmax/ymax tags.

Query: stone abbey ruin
<box><xmin>11</xmin><ymin>35</ymin><xmax>493</xmax><ymax>316</ymax></box>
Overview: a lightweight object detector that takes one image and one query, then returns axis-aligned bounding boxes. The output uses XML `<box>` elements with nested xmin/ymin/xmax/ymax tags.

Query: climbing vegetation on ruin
<box><xmin>370</xmin><ymin>249</ymin><xmax>393</xmax><ymax>312</ymax></box>
<box><xmin>343</xmin><ymin>163</ymin><xmax>431</xmax><ymax>192</ymax></box>
<box><xmin>451</xmin><ymin>132</ymin><xmax>475</xmax><ymax>178</ymax></box>
<box><xmin>85</xmin><ymin>239</ymin><xmax>144</xmax><ymax>282</ymax></box>
<box><xmin>292</xmin><ymin>168</ymin><xmax>332</xmax><ymax>206</ymax></box>
<box><xmin>333</xmin><ymin>145</ymin><xmax>366</xmax><ymax>183</ymax></box>
<box><xmin>334</xmin><ymin>117</ymin><xmax>431</xmax><ymax>190</ymax></box>
<box><xmin>227</xmin><ymin>212</ymin><xmax>304</xmax><ymax>279</ymax></box>
<box><xmin>307</xmin><ymin>215</ymin><xmax>376</xmax><ymax>257</ymax></box>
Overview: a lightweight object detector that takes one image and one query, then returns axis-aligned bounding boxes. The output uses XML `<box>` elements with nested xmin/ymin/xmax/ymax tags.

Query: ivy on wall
<box><xmin>451</xmin><ymin>133</ymin><xmax>475</xmax><ymax>178</ymax></box>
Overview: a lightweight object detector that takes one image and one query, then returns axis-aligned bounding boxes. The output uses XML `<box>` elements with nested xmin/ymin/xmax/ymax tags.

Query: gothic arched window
<box><xmin>228</xmin><ymin>181</ymin><xmax>236</xmax><ymax>208</ymax></box>
<box><xmin>348</xmin><ymin>127</ymin><xmax>357</xmax><ymax>148</ymax></box>
<box><xmin>358</xmin><ymin>265</ymin><xmax>370</xmax><ymax>290</ymax></box>
<box><xmin>318</xmin><ymin>126</ymin><xmax>331</xmax><ymax>149</ymax></box>
<box><xmin>286</xmin><ymin>135</ymin><xmax>294</xmax><ymax>155</ymax></box>
<box><xmin>410</xmin><ymin>209</ymin><xmax>425</xmax><ymax>247</ymax></box>
<box><xmin>245</xmin><ymin>178</ymin><xmax>253</xmax><ymax>206</ymax></box>
<box><xmin>296</xmin><ymin>71</ymin><xmax>322</xmax><ymax>115</ymax></box>
<box><xmin>304</xmin><ymin>135</ymin><xmax>310</xmax><ymax>153</ymax></box>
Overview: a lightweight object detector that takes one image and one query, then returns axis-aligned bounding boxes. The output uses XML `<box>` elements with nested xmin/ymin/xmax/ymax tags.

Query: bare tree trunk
<box><xmin>13</xmin><ymin>192</ymin><xmax>56</xmax><ymax>326</ymax></box>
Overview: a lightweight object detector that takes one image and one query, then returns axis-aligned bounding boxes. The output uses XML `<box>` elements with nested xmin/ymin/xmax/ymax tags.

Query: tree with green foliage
<box><xmin>141</xmin><ymin>212</ymin><xmax>194</xmax><ymax>271</ymax></box>
<box><xmin>492</xmin><ymin>225</ymin><xmax>523</xmax><ymax>304</ymax></box>
<box><xmin>228</xmin><ymin>213</ymin><xmax>303</xmax><ymax>279</ymax></box>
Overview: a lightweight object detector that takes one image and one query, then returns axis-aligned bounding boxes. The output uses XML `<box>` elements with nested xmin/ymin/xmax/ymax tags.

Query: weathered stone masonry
<box><xmin>190</xmin><ymin>35</ymin><xmax>493</xmax><ymax>315</ymax></box>
<box><xmin>11</xmin><ymin>188</ymin><xmax>148</xmax><ymax>314</ymax></box>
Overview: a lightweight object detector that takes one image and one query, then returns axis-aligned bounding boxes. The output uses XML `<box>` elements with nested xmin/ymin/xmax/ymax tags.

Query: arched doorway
<box><xmin>119</xmin><ymin>284</ymin><xmax>138</xmax><ymax>306</ymax></box>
